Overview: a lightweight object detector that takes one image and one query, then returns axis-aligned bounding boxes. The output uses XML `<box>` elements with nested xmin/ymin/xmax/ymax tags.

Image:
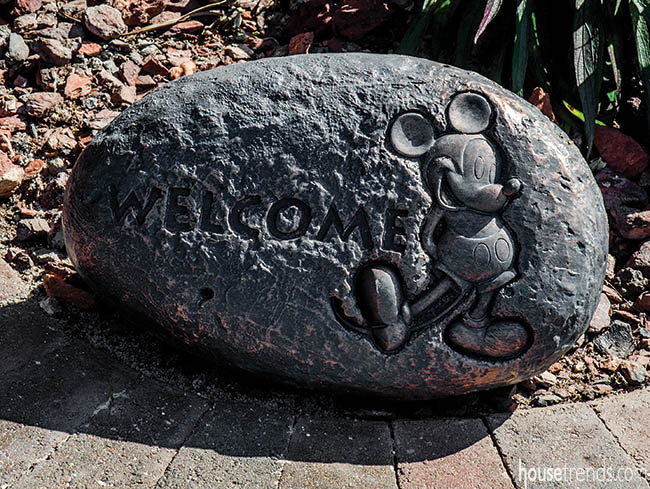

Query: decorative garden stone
<box><xmin>63</xmin><ymin>53</ymin><xmax>608</xmax><ymax>399</ymax></box>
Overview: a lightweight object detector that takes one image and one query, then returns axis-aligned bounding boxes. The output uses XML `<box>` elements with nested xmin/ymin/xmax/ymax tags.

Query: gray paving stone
<box><xmin>0</xmin><ymin>339</ymin><xmax>137</xmax><ymax>486</ymax></box>
<box><xmin>393</xmin><ymin>418</ymin><xmax>514</xmax><ymax>489</ymax></box>
<box><xmin>278</xmin><ymin>417</ymin><xmax>397</xmax><ymax>489</ymax></box>
<box><xmin>0</xmin><ymin>420</ymin><xmax>69</xmax><ymax>487</ymax></box>
<box><xmin>155</xmin><ymin>397</ymin><xmax>293</xmax><ymax>489</ymax></box>
<box><xmin>12</xmin><ymin>381</ymin><xmax>208</xmax><ymax>489</ymax></box>
<box><xmin>0</xmin><ymin>300</ymin><xmax>70</xmax><ymax>375</ymax></box>
<box><xmin>0</xmin><ymin>341</ymin><xmax>135</xmax><ymax>432</ymax></box>
<box><xmin>487</xmin><ymin>404</ymin><xmax>649</xmax><ymax>489</ymax></box>
<box><xmin>0</xmin><ymin>257</ymin><xmax>28</xmax><ymax>306</ymax></box>
<box><xmin>592</xmin><ymin>388</ymin><xmax>650</xmax><ymax>481</ymax></box>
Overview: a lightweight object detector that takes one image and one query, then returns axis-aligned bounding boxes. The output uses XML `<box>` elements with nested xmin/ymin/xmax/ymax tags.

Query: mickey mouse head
<box><xmin>388</xmin><ymin>92</ymin><xmax>494</xmax><ymax>158</ymax></box>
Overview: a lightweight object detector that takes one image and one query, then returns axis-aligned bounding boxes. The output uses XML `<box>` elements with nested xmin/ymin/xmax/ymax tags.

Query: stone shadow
<box><xmin>0</xmin><ymin>296</ymin><xmax>511</xmax><ymax>464</ymax></box>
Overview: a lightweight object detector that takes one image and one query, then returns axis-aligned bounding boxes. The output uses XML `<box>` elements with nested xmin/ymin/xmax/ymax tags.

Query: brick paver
<box><xmin>12</xmin><ymin>380</ymin><xmax>208</xmax><ymax>489</ymax></box>
<box><xmin>0</xmin><ymin>301</ymin><xmax>70</xmax><ymax>375</ymax></box>
<box><xmin>393</xmin><ymin>417</ymin><xmax>514</xmax><ymax>489</ymax></box>
<box><xmin>592</xmin><ymin>387</ymin><xmax>650</xmax><ymax>481</ymax></box>
<box><xmin>487</xmin><ymin>403</ymin><xmax>649</xmax><ymax>489</ymax></box>
<box><xmin>278</xmin><ymin>417</ymin><xmax>397</xmax><ymax>489</ymax></box>
<box><xmin>155</xmin><ymin>397</ymin><xmax>293</xmax><ymax>489</ymax></box>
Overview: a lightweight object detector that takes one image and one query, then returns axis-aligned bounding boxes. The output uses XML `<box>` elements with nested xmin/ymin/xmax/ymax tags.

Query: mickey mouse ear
<box><xmin>447</xmin><ymin>92</ymin><xmax>492</xmax><ymax>134</ymax></box>
<box><xmin>389</xmin><ymin>112</ymin><xmax>435</xmax><ymax>158</ymax></box>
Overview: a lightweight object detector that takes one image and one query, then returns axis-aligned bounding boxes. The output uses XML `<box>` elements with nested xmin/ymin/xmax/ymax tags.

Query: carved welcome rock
<box><xmin>63</xmin><ymin>54</ymin><xmax>608</xmax><ymax>399</ymax></box>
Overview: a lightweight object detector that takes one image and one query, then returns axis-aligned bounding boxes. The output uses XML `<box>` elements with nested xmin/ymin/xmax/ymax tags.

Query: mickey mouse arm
<box><xmin>421</xmin><ymin>206</ymin><xmax>443</xmax><ymax>258</ymax></box>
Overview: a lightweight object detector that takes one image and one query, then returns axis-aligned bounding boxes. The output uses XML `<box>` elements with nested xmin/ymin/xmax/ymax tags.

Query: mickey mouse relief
<box><xmin>333</xmin><ymin>92</ymin><xmax>533</xmax><ymax>360</ymax></box>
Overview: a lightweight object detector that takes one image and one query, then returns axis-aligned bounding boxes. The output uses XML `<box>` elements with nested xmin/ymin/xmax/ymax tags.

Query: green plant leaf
<box><xmin>512</xmin><ymin>0</ymin><xmax>533</xmax><ymax>95</ymax></box>
<box><xmin>630</xmin><ymin>0</ymin><xmax>650</xmax><ymax>133</ymax></box>
<box><xmin>614</xmin><ymin>0</ymin><xmax>622</xmax><ymax>16</ymax></box>
<box><xmin>474</xmin><ymin>0</ymin><xmax>503</xmax><ymax>44</ymax></box>
<box><xmin>573</xmin><ymin>0</ymin><xmax>604</xmax><ymax>156</ymax></box>
<box><xmin>397</xmin><ymin>0</ymin><xmax>439</xmax><ymax>55</ymax></box>
<box><xmin>454</xmin><ymin>0</ymin><xmax>485</xmax><ymax>69</ymax></box>
<box><xmin>562</xmin><ymin>101</ymin><xmax>606</xmax><ymax>126</ymax></box>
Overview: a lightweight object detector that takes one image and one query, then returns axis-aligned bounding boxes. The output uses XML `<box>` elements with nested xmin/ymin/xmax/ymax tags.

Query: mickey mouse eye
<box><xmin>389</xmin><ymin>111</ymin><xmax>435</xmax><ymax>158</ymax></box>
<box><xmin>447</xmin><ymin>92</ymin><xmax>492</xmax><ymax>134</ymax></box>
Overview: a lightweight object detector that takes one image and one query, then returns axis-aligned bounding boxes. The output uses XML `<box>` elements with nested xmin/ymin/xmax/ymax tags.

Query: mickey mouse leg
<box><xmin>445</xmin><ymin>274</ymin><xmax>531</xmax><ymax>359</ymax></box>
<box><xmin>355</xmin><ymin>264</ymin><xmax>410</xmax><ymax>352</ymax></box>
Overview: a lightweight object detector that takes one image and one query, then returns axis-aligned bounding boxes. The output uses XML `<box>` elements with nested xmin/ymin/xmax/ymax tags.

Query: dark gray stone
<box><xmin>593</xmin><ymin>320</ymin><xmax>636</xmax><ymax>358</ymax></box>
<box><xmin>63</xmin><ymin>53</ymin><xmax>608</xmax><ymax>399</ymax></box>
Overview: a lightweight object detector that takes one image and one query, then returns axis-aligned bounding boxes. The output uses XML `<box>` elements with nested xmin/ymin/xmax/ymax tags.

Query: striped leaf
<box><xmin>512</xmin><ymin>0</ymin><xmax>533</xmax><ymax>95</ymax></box>
<box><xmin>630</xmin><ymin>0</ymin><xmax>650</xmax><ymax>133</ymax></box>
<box><xmin>573</xmin><ymin>0</ymin><xmax>604</xmax><ymax>155</ymax></box>
<box><xmin>474</xmin><ymin>0</ymin><xmax>503</xmax><ymax>44</ymax></box>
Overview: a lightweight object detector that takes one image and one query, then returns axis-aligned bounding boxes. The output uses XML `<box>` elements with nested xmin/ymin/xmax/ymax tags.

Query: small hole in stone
<box><xmin>199</xmin><ymin>288</ymin><xmax>215</xmax><ymax>303</ymax></box>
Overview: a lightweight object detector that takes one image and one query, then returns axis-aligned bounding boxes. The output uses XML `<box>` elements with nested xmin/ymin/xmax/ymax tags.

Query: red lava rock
<box><xmin>289</xmin><ymin>31</ymin><xmax>315</xmax><ymax>55</ymax></box>
<box><xmin>122</xmin><ymin>0</ymin><xmax>166</xmax><ymax>26</ymax></box>
<box><xmin>111</xmin><ymin>85</ymin><xmax>137</xmax><ymax>105</ymax></box>
<box><xmin>626</xmin><ymin>239</ymin><xmax>650</xmax><ymax>276</ymax></box>
<box><xmin>35</xmin><ymin>37</ymin><xmax>82</xmax><ymax>66</ymax></box>
<box><xmin>119</xmin><ymin>59</ymin><xmax>141</xmax><ymax>86</ymax></box>
<box><xmin>284</xmin><ymin>0</ymin><xmax>333</xmax><ymax>38</ymax></box>
<box><xmin>613</xmin><ymin>208</ymin><xmax>650</xmax><ymax>240</ymax></box>
<box><xmin>168</xmin><ymin>19</ymin><xmax>204</xmax><ymax>34</ymax></box>
<box><xmin>79</xmin><ymin>42</ymin><xmax>103</xmax><ymax>56</ymax></box>
<box><xmin>43</xmin><ymin>127</ymin><xmax>76</xmax><ymax>155</ymax></box>
<box><xmin>64</xmin><ymin>73</ymin><xmax>93</xmax><ymax>99</ymax></box>
<box><xmin>0</xmin><ymin>152</ymin><xmax>24</xmax><ymax>198</ymax></box>
<box><xmin>588</xmin><ymin>293</ymin><xmax>611</xmax><ymax>333</ymax></box>
<box><xmin>142</xmin><ymin>54</ymin><xmax>169</xmax><ymax>76</ymax></box>
<box><xmin>16</xmin><ymin>217</ymin><xmax>50</xmax><ymax>241</ymax></box>
<box><xmin>635</xmin><ymin>292</ymin><xmax>650</xmax><ymax>313</ymax></box>
<box><xmin>166</xmin><ymin>0</ymin><xmax>191</xmax><ymax>10</ymax></box>
<box><xmin>332</xmin><ymin>0</ymin><xmax>392</xmax><ymax>41</ymax></box>
<box><xmin>23</xmin><ymin>92</ymin><xmax>63</xmax><ymax>118</ymax></box>
<box><xmin>0</xmin><ymin>99</ymin><xmax>21</xmax><ymax>117</ymax></box>
<box><xmin>86</xmin><ymin>109</ymin><xmax>121</xmax><ymax>130</ymax></box>
<box><xmin>166</xmin><ymin>47</ymin><xmax>192</xmax><ymax>66</ymax></box>
<box><xmin>83</xmin><ymin>5</ymin><xmax>128</xmax><ymax>40</ymax></box>
<box><xmin>0</xmin><ymin>115</ymin><xmax>27</xmax><ymax>133</ymax></box>
<box><xmin>135</xmin><ymin>74</ymin><xmax>156</xmax><ymax>89</ymax></box>
<box><xmin>43</xmin><ymin>272</ymin><xmax>97</xmax><ymax>310</ymax></box>
<box><xmin>594</xmin><ymin>126</ymin><xmax>649</xmax><ymax>178</ymax></box>
<box><xmin>528</xmin><ymin>87</ymin><xmax>556</xmax><ymax>123</ymax></box>
<box><xmin>24</xmin><ymin>159</ymin><xmax>45</xmax><ymax>179</ymax></box>
<box><xmin>13</xmin><ymin>0</ymin><xmax>42</xmax><ymax>15</ymax></box>
<box><xmin>149</xmin><ymin>11</ymin><xmax>181</xmax><ymax>24</ymax></box>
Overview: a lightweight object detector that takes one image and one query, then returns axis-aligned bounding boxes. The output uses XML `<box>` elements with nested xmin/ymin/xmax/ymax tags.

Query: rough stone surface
<box><xmin>279</xmin><ymin>417</ymin><xmax>397</xmax><ymax>489</ymax></box>
<box><xmin>393</xmin><ymin>418</ymin><xmax>514</xmax><ymax>489</ymax></box>
<box><xmin>64</xmin><ymin>54</ymin><xmax>608</xmax><ymax>399</ymax></box>
<box><xmin>487</xmin><ymin>404</ymin><xmax>649</xmax><ymax>489</ymax></box>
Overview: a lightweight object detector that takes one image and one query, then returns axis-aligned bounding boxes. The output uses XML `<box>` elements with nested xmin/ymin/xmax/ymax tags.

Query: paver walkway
<box><xmin>1</xmin><ymin>272</ymin><xmax>649</xmax><ymax>489</ymax></box>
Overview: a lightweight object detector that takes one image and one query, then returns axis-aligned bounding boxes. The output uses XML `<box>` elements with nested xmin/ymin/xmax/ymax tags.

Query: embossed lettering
<box><xmin>267</xmin><ymin>198</ymin><xmax>312</xmax><ymax>240</ymax></box>
<box><xmin>165</xmin><ymin>187</ymin><xmax>192</xmax><ymax>232</ymax></box>
<box><xmin>316</xmin><ymin>204</ymin><xmax>373</xmax><ymax>250</ymax></box>
<box><xmin>109</xmin><ymin>184</ymin><xmax>163</xmax><ymax>225</ymax></box>
<box><xmin>229</xmin><ymin>195</ymin><xmax>262</xmax><ymax>239</ymax></box>
<box><xmin>383</xmin><ymin>208</ymin><xmax>408</xmax><ymax>253</ymax></box>
<box><xmin>199</xmin><ymin>190</ymin><xmax>225</xmax><ymax>233</ymax></box>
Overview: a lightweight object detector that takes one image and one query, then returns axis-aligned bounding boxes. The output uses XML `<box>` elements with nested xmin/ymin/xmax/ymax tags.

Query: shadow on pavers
<box><xmin>0</xmin><ymin>295</ymin><xmax>511</xmax><ymax>464</ymax></box>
